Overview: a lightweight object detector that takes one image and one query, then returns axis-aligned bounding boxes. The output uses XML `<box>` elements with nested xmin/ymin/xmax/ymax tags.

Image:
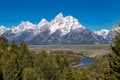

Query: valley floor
<box><xmin>29</xmin><ymin>44</ymin><xmax>111</xmax><ymax>57</ymax></box>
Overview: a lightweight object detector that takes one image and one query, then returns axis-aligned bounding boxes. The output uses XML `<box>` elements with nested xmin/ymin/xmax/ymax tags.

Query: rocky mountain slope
<box><xmin>0</xmin><ymin>13</ymin><xmax>115</xmax><ymax>44</ymax></box>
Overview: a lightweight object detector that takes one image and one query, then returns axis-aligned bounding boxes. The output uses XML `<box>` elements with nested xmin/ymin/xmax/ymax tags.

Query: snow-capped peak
<box><xmin>95</xmin><ymin>29</ymin><xmax>109</xmax><ymax>38</ymax></box>
<box><xmin>65</xmin><ymin>15</ymin><xmax>85</xmax><ymax>29</ymax></box>
<box><xmin>0</xmin><ymin>25</ymin><xmax>6</xmax><ymax>29</ymax></box>
<box><xmin>32</xmin><ymin>18</ymin><xmax>50</xmax><ymax>35</ymax></box>
<box><xmin>49</xmin><ymin>13</ymin><xmax>85</xmax><ymax>35</ymax></box>
<box><xmin>55</xmin><ymin>12</ymin><xmax>63</xmax><ymax>19</ymax></box>
<box><xmin>111</xmin><ymin>24</ymin><xmax>120</xmax><ymax>32</ymax></box>
<box><xmin>11</xmin><ymin>21</ymin><xmax>36</xmax><ymax>33</ymax></box>
<box><xmin>38</xmin><ymin>18</ymin><xmax>49</xmax><ymax>26</ymax></box>
<box><xmin>0</xmin><ymin>25</ymin><xmax>10</xmax><ymax>35</ymax></box>
<box><xmin>19</xmin><ymin>21</ymin><xmax>35</xmax><ymax>28</ymax></box>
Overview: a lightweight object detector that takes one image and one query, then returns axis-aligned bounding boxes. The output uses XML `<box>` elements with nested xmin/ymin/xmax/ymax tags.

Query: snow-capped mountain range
<box><xmin>0</xmin><ymin>13</ymin><xmax>116</xmax><ymax>44</ymax></box>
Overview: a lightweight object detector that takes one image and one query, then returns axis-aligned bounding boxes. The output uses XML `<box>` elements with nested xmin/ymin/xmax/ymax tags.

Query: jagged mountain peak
<box><xmin>40</xmin><ymin>18</ymin><xmax>48</xmax><ymax>23</ymax></box>
<box><xmin>11</xmin><ymin>21</ymin><xmax>36</xmax><ymax>33</ymax></box>
<box><xmin>55</xmin><ymin>12</ymin><xmax>63</xmax><ymax>19</ymax></box>
<box><xmin>1</xmin><ymin>25</ymin><xmax>10</xmax><ymax>30</ymax></box>
<box><xmin>38</xmin><ymin>18</ymin><xmax>49</xmax><ymax>26</ymax></box>
<box><xmin>0</xmin><ymin>25</ymin><xmax>5</xmax><ymax>28</ymax></box>
<box><xmin>19</xmin><ymin>21</ymin><xmax>35</xmax><ymax>27</ymax></box>
<box><xmin>0</xmin><ymin>25</ymin><xmax>10</xmax><ymax>35</ymax></box>
<box><xmin>111</xmin><ymin>25</ymin><xmax>120</xmax><ymax>32</ymax></box>
<box><xmin>49</xmin><ymin>13</ymin><xmax>85</xmax><ymax>35</ymax></box>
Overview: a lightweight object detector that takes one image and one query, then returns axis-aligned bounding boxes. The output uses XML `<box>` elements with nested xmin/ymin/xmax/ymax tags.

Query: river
<box><xmin>72</xmin><ymin>57</ymin><xmax>94</xmax><ymax>68</ymax></box>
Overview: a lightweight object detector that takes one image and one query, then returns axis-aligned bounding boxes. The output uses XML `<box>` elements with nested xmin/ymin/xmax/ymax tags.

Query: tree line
<box><xmin>0</xmin><ymin>36</ymin><xmax>81</xmax><ymax>80</ymax></box>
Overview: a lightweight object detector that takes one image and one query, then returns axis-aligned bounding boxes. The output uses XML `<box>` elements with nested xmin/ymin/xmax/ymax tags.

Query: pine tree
<box><xmin>22</xmin><ymin>67</ymin><xmax>37</xmax><ymax>80</ymax></box>
<box><xmin>0</xmin><ymin>36</ymin><xmax>8</xmax><ymax>80</ymax></box>
<box><xmin>64</xmin><ymin>67</ymin><xmax>80</xmax><ymax>80</ymax></box>
<box><xmin>1</xmin><ymin>48</ymin><xmax>19</xmax><ymax>80</ymax></box>
<box><xmin>0</xmin><ymin>36</ymin><xmax>8</xmax><ymax>58</ymax></box>
<box><xmin>17</xmin><ymin>41</ymin><xmax>33</xmax><ymax>79</ymax></box>
<box><xmin>0</xmin><ymin>36</ymin><xmax>8</xmax><ymax>50</ymax></box>
<box><xmin>10</xmin><ymin>40</ymin><xmax>19</xmax><ymax>51</ymax></box>
<box><xmin>18</xmin><ymin>41</ymin><xmax>33</xmax><ymax>68</ymax></box>
<box><xmin>109</xmin><ymin>23</ymin><xmax>120</xmax><ymax>79</ymax></box>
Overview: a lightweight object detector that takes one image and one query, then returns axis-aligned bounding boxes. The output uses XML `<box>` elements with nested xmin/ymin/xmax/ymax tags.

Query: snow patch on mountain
<box><xmin>29</xmin><ymin>18</ymin><xmax>50</xmax><ymax>36</ymax></box>
<box><xmin>0</xmin><ymin>25</ymin><xmax>10</xmax><ymax>35</ymax></box>
<box><xmin>11</xmin><ymin>21</ymin><xmax>36</xmax><ymax>34</ymax></box>
<box><xmin>95</xmin><ymin>29</ymin><xmax>109</xmax><ymax>38</ymax></box>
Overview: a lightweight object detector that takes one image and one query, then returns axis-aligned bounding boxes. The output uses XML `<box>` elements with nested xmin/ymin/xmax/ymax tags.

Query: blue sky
<box><xmin>0</xmin><ymin>0</ymin><xmax>120</xmax><ymax>31</ymax></box>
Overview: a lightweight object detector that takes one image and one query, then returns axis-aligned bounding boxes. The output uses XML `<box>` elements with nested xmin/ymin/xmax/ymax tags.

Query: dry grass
<box><xmin>29</xmin><ymin>44</ymin><xmax>111</xmax><ymax>57</ymax></box>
